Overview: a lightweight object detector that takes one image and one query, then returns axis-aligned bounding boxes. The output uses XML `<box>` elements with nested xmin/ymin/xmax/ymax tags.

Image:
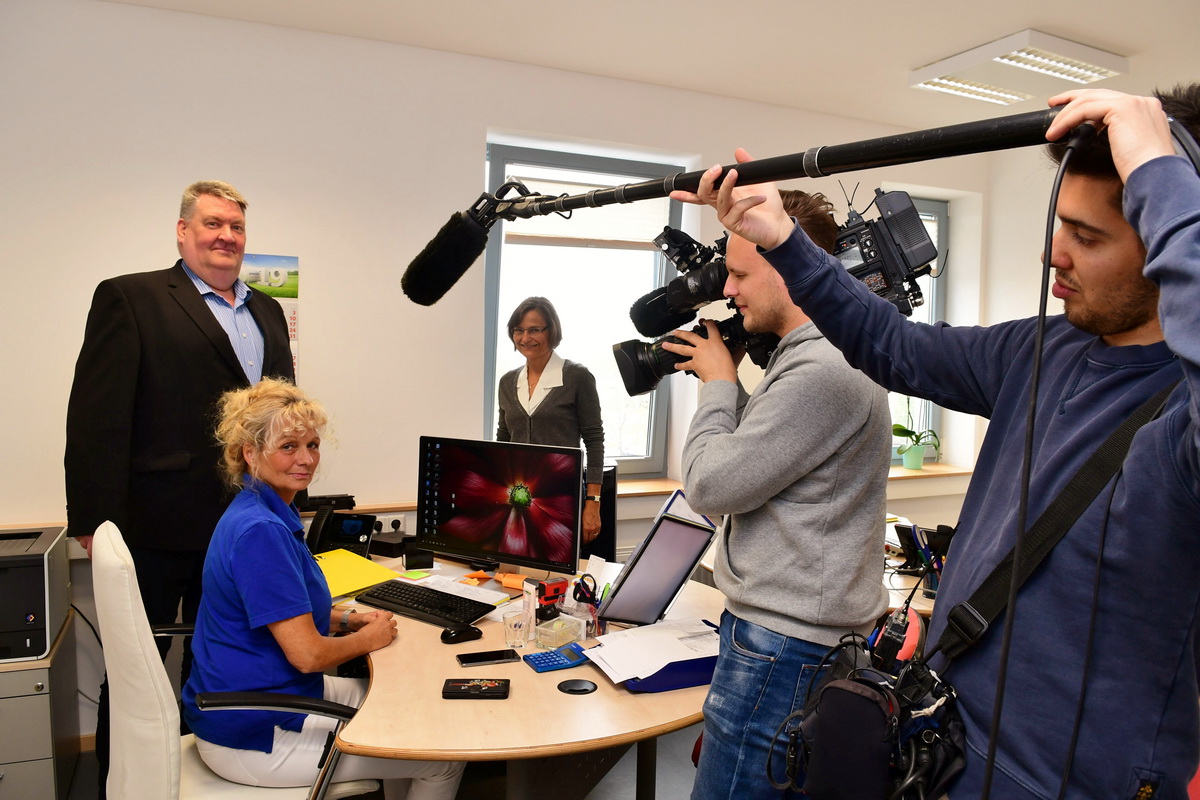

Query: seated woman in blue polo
<box><xmin>182</xmin><ymin>377</ymin><xmax>464</xmax><ymax>797</ymax></box>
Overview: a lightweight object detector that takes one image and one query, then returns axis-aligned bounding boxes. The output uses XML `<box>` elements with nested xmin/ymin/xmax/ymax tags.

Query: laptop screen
<box><xmin>656</xmin><ymin>488</ymin><xmax>716</xmax><ymax>529</ymax></box>
<box><xmin>598</xmin><ymin>513</ymin><xmax>717</xmax><ymax>626</ymax></box>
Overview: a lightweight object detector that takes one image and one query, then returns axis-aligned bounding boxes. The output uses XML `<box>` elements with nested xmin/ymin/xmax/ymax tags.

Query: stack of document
<box><xmin>584</xmin><ymin>618</ymin><xmax>718</xmax><ymax>684</ymax></box>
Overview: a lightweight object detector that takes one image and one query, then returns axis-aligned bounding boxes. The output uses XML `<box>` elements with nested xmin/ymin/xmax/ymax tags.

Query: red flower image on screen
<box><xmin>436</xmin><ymin>445</ymin><xmax>578</xmax><ymax>563</ymax></box>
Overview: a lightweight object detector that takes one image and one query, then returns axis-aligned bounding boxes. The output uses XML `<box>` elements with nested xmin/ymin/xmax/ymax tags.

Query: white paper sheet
<box><xmin>584</xmin><ymin>618</ymin><xmax>718</xmax><ymax>683</ymax></box>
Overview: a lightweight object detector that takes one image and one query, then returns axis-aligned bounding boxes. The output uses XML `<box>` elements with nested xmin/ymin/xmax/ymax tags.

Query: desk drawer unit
<box><xmin>0</xmin><ymin>613</ymin><xmax>78</xmax><ymax>800</ymax></box>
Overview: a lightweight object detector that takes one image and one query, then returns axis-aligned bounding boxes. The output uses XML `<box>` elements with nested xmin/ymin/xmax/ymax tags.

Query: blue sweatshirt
<box><xmin>762</xmin><ymin>155</ymin><xmax>1200</xmax><ymax>799</ymax></box>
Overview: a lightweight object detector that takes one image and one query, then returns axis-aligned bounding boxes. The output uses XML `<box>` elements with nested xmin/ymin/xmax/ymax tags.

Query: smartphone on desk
<box><xmin>455</xmin><ymin>648</ymin><xmax>520</xmax><ymax>667</ymax></box>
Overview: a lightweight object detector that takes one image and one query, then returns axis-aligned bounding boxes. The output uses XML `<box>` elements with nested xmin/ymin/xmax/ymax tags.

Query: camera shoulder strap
<box><xmin>929</xmin><ymin>379</ymin><xmax>1178</xmax><ymax>664</ymax></box>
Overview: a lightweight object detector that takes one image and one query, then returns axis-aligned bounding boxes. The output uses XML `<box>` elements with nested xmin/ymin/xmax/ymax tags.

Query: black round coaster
<box><xmin>557</xmin><ymin>679</ymin><xmax>597</xmax><ymax>695</ymax></box>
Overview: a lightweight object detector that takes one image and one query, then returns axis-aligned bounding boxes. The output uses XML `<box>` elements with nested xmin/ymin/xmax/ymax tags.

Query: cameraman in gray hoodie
<box><xmin>663</xmin><ymin>189</ymin><xmax>892</xmax><ymax>800</ymax></box>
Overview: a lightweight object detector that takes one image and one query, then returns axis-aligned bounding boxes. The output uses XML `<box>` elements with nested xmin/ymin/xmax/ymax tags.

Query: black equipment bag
<box><xmin>769</xmin><ymin>634</ymin><xmax>965</xmax><ymax>799</ymax></box>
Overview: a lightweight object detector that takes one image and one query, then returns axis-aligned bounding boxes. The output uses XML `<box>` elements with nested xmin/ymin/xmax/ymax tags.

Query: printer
<box><xmin>0</xmin><ymin>527</ymin><xmax>69</xmax><ymax>663</ymax></box>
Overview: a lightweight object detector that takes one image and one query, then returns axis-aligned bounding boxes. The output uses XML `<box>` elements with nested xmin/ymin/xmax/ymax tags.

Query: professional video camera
<box><xmin>613</xmin><ymin>308</ymin><xmax>779</xmax><ymax>396</ymax></box>
<box><xmin>834</xmin><ymin>188</ymin><xmax>937</xmax><ymax>316</ymax></box>
<box><xmin>612</xmin><ymin>189</ymin><xmax>937</xmax><ymax>396</ymax></box>
<box><xmin>613</xmin><ymin>228</ymin><xmax>780</xmax><ymax>397</ymax></box>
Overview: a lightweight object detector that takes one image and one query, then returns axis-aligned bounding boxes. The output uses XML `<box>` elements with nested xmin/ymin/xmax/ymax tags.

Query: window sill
<box><xmin>319</xmin><ymin>464</ymin><xmax>974</xmax><ymax>515</ymax></box>
<box><xmin>617</xmin><ymin>463</ymin><xmax>972</xmax><ymax>499</ymax></box>
<box><xmin>886</xmin><ymin>462</ymin><xmax>972</xmax><ymax>481</ymax></box>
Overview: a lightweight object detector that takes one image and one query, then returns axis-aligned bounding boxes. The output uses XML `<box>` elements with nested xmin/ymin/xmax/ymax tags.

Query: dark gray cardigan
<box><xmin>496</xmin><ymin>358</ymin><xmax>605</xmax><ymax>484</ymax></box>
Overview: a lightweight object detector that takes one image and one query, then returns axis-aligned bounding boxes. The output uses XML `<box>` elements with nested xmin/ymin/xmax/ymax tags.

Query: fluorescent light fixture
<box><xmin>910</xmin><ymin>30</ymin><xmax>1128</xmax><ymax>106</ymax></box>
<box><xmin>916</xmin><ymin>78</ymin><xmax>1033</xmax><ymax>106</ymax></box>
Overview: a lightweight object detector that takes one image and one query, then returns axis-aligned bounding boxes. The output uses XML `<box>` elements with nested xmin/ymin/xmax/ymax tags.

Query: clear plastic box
<box><xmin>534</xmin><ymin>613</ymin><xmax>584</xmax><ymax>649</ymax></box>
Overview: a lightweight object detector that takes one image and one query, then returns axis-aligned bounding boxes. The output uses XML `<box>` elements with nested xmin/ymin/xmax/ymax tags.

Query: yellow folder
<box><xmin>313</xmin><ymin>548</ymin><xmax>400</xmax><ymax>598</ymax></box>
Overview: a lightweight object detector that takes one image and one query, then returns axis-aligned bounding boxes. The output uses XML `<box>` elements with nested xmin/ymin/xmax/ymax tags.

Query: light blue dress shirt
<box><xmin>181</xmin><ymin>262</ymin><xmax>266</xmax><ymax>384</ymax></box>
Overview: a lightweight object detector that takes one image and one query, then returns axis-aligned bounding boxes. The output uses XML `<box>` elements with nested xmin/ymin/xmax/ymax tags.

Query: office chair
<box><xmin>91</xmin><ymin>521</ymin><xmax>378</xmax><ymax>800</ymax></box>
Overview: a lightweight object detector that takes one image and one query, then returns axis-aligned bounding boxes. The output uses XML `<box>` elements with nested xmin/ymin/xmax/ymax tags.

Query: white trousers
<box><xmin>196</xmin><ymin>675</ymin><xmax>464</xmax><ymax>800</ymax></box>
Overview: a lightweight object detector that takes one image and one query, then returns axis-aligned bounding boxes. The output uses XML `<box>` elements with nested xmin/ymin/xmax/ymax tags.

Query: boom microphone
<box><xmin>400</xmin><ymin>210</ymin><xmax>489</xmax><ymax>306</ymax></box>
<box><xmin>629</xmin><ymin>287</ymin><xmax>698</xmax><ymax>337</ymax></box>
<box><xmin>402</xmin><ymin>107</ymin><xmax>1065</xmax><ymax>305</ymax></box>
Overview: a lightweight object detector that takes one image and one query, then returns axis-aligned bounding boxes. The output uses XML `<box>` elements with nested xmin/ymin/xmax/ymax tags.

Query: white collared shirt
<box><xmin>516</xmin><ymin>350</ymin><xmax>564</xmax><ymax>416</ymax></box>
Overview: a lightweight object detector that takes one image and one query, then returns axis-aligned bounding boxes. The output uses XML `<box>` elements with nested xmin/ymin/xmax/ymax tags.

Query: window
<box><xmin>888</xmin><ymin>198</ymin><xmax>949</xmax><ymax>461</ymax></box>
<box><xmin>482</xmin><ymin>144</ymin><xmax>684</xmax><ymax>476</ymax></box>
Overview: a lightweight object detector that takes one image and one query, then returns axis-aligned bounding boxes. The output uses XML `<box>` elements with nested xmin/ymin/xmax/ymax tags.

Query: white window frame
<box><xmin>482</xmin><ymin>144</ymin><xmax>684</xmax><ymax>477</ymax></box>
<box><xmin>889</xmin><ymin>197</ymin><xmax>949</xmax><ymax>462</ymax></box>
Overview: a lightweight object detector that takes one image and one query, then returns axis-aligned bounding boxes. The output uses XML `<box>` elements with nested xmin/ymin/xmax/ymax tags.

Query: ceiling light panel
<box><xmin>909</xmin><ymin>30</ymin><xmax>1128</xmax><ymax>105</ymax></box>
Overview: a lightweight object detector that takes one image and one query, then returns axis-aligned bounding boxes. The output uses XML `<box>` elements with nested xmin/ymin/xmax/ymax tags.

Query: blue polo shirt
<box><xmin>182</xmin><ymin>481</ymin><xmax>331</xmax><ymax>752</ymax></box>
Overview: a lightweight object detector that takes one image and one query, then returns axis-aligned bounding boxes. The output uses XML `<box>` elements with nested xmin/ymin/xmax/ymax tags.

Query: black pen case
<box><xmin>442</xmin><ymin>678</ymin><xmax>511</xmax><ymax>699</ymax></box>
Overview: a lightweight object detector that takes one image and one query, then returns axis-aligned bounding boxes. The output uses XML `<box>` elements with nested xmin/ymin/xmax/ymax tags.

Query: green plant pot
<box><xmin>901</xmin><ymin>445</ymin><xmax>926</xmax><ymax>470</ymax></box>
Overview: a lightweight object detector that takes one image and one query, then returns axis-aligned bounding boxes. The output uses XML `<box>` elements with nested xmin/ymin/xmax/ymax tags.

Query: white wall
<box><xmin>0</xmin><ymin>0</ymin><xmax>1014</xmax><ymax>527</ymax></box>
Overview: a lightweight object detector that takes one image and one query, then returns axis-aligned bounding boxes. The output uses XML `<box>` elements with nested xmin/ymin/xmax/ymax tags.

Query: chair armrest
<box><xmin>195</xmin><ymin>691</ymin><xmax>358</xmax><ymax>722</ymax></box>
<box><xmin>152</xmin><ymin>623</ymin><xmax>195</xmax><ymax>637</ymax></box>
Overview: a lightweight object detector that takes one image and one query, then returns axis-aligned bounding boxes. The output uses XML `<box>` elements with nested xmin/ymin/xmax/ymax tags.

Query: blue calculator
<box><xmin>522</xmin><ymin>642</ymin><xmax>589</xmax><ymax>673</ymax></box>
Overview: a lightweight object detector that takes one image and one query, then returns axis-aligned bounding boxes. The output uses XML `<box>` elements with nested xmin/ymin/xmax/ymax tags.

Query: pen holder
<box><xmin>534</xmin><ymin>614</ymin><xmax>584</xmax><ymax>649</ymax></box>
<box><xmin>921</xmin><ymin>567</ymin><xmax>939</xmax><ymax>598</ymax></box>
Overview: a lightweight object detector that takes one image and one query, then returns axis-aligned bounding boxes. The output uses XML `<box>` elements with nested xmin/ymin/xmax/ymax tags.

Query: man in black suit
<box><xmin>65</xmin><ymin>180</ymin><xmax>294</xmax><ymax>793</ymax></box>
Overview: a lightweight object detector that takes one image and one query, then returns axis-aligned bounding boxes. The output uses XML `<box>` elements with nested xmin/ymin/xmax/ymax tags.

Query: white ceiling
<box><xmin>104</xmin><ymin>0</ymin><xmax>1200</xmax><ymax>130</ymax></box>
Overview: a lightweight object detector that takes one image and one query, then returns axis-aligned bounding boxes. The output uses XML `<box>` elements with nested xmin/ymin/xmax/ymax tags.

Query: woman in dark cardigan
<box><xmin>496</xmin><ymin>296</ymin><xmax>605</xmax><ymax>543</ymax></box>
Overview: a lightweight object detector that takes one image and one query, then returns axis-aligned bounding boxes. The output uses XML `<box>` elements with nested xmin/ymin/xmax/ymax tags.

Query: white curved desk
<box><xmin>340</xmin><ymin>564</ymin><xmax>724</xmax><ymax>799</ymax></box>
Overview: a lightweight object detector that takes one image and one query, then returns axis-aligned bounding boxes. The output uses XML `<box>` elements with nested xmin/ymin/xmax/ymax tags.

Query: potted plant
<box><xmin>894</xmin><ymin>400</ymin><xmax>940</xmax><ymax>469</ymax></box>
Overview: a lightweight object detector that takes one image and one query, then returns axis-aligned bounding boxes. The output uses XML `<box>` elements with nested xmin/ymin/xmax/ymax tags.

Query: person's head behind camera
<box><xmin>779</xmin><ymin>189</ymin><xmax>839</xmax><ymax>254</ymax></box>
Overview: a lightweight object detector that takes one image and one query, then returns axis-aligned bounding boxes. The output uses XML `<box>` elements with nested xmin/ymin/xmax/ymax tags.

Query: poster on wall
<box><xmin>241</xmin><ymin>253</ymin><xmax>299</xmax><ymax>377</ymax></box>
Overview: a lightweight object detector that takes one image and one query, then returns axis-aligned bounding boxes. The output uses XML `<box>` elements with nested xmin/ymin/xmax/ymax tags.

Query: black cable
<box><xmin>889</xmin><ymin>738</ymin><xmax>923</xmax><ymax>799</ymax></box>
<box><xmin>1054</xmin><ymin>470</ymin><xmax>1121</xmax><ymax>798</ymax></box>
<box><xmin>979</xmin><ymin>122</ymin><xmax>1096</xmax><ymax>800</ymax></box>
<box><xmin>70</xmin><ymin>604</ymin><xmax>103</xmax><ymax>704</ymax></box>
<box><xmin>898</xmin><ymin>563</ymin><xmax>929</xmax><ymax>611</ymax></box>
<box><xmin>927</xmin><ymin>247</ymin><xmax>949</xmax><ymax>280</ymax></box>
<box><xmin>71</xmin><ymin>602</ymin><xmax>102</xmax><ymax>647</ymax></box>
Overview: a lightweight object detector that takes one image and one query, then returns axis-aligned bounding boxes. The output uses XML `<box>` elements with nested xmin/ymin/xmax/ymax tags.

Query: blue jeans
<box><xmin>691</xmin><ymin>611</ymin><xmax>831</xmax><ymax>800</ymax></box>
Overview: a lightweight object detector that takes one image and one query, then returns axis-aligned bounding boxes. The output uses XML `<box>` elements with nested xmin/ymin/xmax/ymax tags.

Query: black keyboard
<box><xmin>356</xmin><ymin>580</ymin><xmax>497</xmax><ymax>628</ymax></box>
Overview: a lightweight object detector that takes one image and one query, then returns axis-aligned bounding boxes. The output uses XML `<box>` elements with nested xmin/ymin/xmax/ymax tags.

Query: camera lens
<box><xmin>612</xmin><ymin>324</ymin><xmax>723</xmax><ymax>396</ymax></box>
<box><xmin>612</xmin><ymin>315</ymin><xmax>783</xmax><ymax>397</ymax></box>
<box><xmin>612</xmin><ymin>337</ymin><xmax>684</xmax><ymax>396</ymax></box>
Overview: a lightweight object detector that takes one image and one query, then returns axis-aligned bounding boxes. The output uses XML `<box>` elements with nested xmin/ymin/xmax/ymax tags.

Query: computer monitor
<box><xmin>893</xmin><ymin>523</ymin><xmax>955</xmax><ymax>574</ymax></box>
<box><xmin>414</xmin><ymin>435</ymin><xmax>583</xmax><ymax>576</ymax></box>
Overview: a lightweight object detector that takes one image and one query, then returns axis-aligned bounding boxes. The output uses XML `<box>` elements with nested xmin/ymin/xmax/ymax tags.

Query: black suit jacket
<box><xmin>65</xmin><ymin>261</ymin><xmax>295</xmax><ymax>551</ymax></box>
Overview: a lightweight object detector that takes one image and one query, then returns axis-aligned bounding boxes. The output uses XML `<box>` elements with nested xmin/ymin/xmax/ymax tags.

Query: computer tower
<box><xmin>580</xmin><ymin>464</ymin><xmax>617</xmax><ymax>563</ymax></box>
<box><xmin>0</xmin><ymin>527</ymin><xmax>69</xmax><ymax>663</ymax></box>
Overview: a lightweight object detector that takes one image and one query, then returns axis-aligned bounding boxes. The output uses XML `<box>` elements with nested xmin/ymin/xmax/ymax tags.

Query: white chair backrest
<box><xmin>92</xmin><ymin>520</ymin><xmax>182</xmax><ymax>800</ymax></box>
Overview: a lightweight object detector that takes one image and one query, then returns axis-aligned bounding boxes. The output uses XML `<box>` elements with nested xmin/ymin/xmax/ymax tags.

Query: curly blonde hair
<box><xmin>215</xmin><ymin>378</ymin><xmax>329</xmax><ymax>490</ymax></box>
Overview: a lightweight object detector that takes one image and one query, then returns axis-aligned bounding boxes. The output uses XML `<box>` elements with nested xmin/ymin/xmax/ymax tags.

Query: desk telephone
<box><xmin>307</xmin><ymin>506</ymin><xmax>377</xmax><ymax>559</ymax></box>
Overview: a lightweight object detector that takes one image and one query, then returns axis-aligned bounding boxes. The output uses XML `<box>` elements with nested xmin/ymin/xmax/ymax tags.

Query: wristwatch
<box><xmin>340</xmin><ymin>608</ymin><xmax>357</xmax><ymax>632</ymax></box>
<box><xmin>585</xmin><ymin>495</ymin><xmax>602</xmax><ymax>503</ymax></box>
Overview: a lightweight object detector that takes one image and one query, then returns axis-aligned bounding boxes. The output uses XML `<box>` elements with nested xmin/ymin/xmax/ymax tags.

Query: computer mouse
<box><xmin>557</xmin><ymin>679</ymin><xmax>597</xmax><ymax>695</ymax></box>
<box><xmin>440</xmin><ymin>624</ymin><xmax>483</xmax><ymax>644</ymax></box>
